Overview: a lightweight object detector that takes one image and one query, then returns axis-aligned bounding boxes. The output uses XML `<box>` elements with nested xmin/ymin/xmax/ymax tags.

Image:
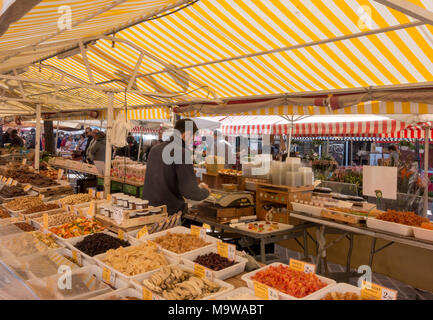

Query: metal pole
<box><xmin>35</xmin><ymin>104</ymin><xmax>41</xmax><ymax>171</ymax></box>
<box><xmin>137</xmin><ymin>132</ymin><xmax>143</xmax><ymax>162</ymax></box>
<box><xmin>104</xmin><ymin>93</ymin><xmax>114</xmax><ymax>196</ymax></box>
<box><xmin>424</xmin><ymin>127</ymin><xmax>430</xmax><ymax>217</ymax></box>
<box><xmin>55</xmin><ymin>119</ymin><xmax>60</xmax><ymax>155</ymax></box>
<box><xmin>287</xmin><ymin>124</ymin><xmax>293</xmax><ymax>158</ymax></box>
<box><xmin>351</xmin><ymin>139</ymin><xmax>353</xmax><ymax>166</ymax></box>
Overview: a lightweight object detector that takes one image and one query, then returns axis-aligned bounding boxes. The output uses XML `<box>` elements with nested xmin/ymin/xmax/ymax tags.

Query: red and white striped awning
<box><xmin>221</xmin><ymin>120</ymin><xmax>432</xmax><ymax>139</ymax></box>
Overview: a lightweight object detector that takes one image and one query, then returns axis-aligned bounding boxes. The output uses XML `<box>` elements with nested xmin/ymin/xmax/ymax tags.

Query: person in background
<box><xmin>25</xmin><ymin>128</ymin><xmax>36</xmax><ymax>149</ymax></box>
<box><xmin>87</xmin><ymin>131</ymin><xmax>106</xmax><ymax>174</ymax></box>
<box><xmin>144</xmin><ymin>139</ymin><xmax>158</xmax><ymax>162</ymax></box>
<box><xmin>83</xmin><ymin>127</ymin><xmax>93</xmax><ymax>161</ymax></box>
<box><xmin>76</xmin><ymin>134</ymin><xmax>87</xmax><ymax>152</ymax></box>
<box><xmin>10</xmin><ymin>129</ymin><xmax>24</xmax><ymax>147</ymax></box>
<box><xmin>142</xmin><ymin>119</ymin><xmax>210</xmax><ymax>216</ymax></box>
<box><xmin>3</xmin><ymin>128</ymin><xmax>12</xmax><ymax>145</ymax></box>
<box><xmin>57</xmin><ymin>133</ymin><xmax>63</xmax><ymax>149</ymax></box>
<box><xmin>388</xmin><ymin>145</ymin><xmax>399</xmax><ymax>166</ymax></box>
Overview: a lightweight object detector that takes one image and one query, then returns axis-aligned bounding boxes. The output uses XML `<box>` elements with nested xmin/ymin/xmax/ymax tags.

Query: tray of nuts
<box><xmin>2</xmin><ymin>195</ymin><xmax>44</xmax><ymax>215</ymax></box>
<box><xmin>57</xmin><ymin>194</ymin><xmax>93</xmax><ymax>206</ymax></box>
<box><xmin>32</xmin><ymin>212</ymin><xmax>77</xmax><ymax>229</ymax></box>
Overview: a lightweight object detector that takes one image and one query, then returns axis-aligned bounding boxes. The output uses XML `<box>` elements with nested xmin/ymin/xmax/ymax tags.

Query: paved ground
<box><xmin>274</xmin><ymin>244</ymin><xmax>433</xmax><ymax>300</ymax></box>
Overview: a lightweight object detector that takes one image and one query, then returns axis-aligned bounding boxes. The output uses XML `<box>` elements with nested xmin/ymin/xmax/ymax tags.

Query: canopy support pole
<box><xmin>104</xmin><ymin>93</ymin><xmax>114</xmax><ymax>196</ymax></box>
<box><xmin>424</xmin><ymin>126</ymin><xmax>430</xmax><ymax>218</ymax></box>
<box><xmin>55</xmin><ymin>118</ymin><xmax>60</xmax><ymax>155</ymax></box>
<box><xmin>138</xmin><ymin>133</ymin><xmax>143</xmax><ymax>162</ymax></box>
<box><xmin>35</xmin><ymin>104</ymin><xmax>41</xmax><ymax>172</ymax></box>
<box><xmin>288</xmin><ymin>121</ymin><xmax>293</xmax><ymax>158</ymax></box>
<box><xmin>373</xmin><ymin>0</ymin><xmax>433</xmax><ymax>25</ymax></box>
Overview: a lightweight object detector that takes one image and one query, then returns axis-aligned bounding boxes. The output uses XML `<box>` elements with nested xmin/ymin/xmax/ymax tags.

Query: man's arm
<box><xmin>175</xmin><ymin>163</ymin><xmax>210</xmax><ymax>201</ymax></box>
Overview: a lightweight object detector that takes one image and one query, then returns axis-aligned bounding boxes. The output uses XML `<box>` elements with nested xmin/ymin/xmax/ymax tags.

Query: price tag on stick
<box><xmin>71</xmin><ymin>250</ymin><xmax>82</xmax><ymax>266</ymax></box>
<box><xmin>102</xmin><ymin>267</ymin><xmax>116</xmax><ymax>286</ymax></box>
<box><xmin>361</xmin><ymin>281</ymin><xmax>398</xmax><ymax>300</ymax></box>
<box><xmin>57</xmin><ymin>169</ymin><xmax>64</xmax><ymax>181</ymax></box>
<box><xmin>194</xmin><ymin>264</ymin><xmax>213</xmax><ymax>281</ymax></box>
<box><xmin>42</xmin><ymin>213</ymin><xmax>49</xmax><ymax>230</ymax></box>
<box><xmin>136</xmin><ymin>225</ymin><xmax>149</xmax><ymax>240</ymax></box>
<box><xmin>253</xmin><ymin>281</ymin><xmax>279</xmax><ymax>300</ymax></box>
<box><xmin>217</xmin><ymin>242</ymin><xmax>236</xmax><ymax>261</ymax></box>
<box><xmin>191</xmin><ymin>225</ymin><xmax>206</xmax><ymax>239</ymax></box>
<box><xmin>11</xmin><ymin>180</ymin><xmax>18</xmax><ymax>186</ymax></box>
<box><xmin>289</xmin><ymin>258</ymin><xmax>316</xmax><ymax>274</ymax></box>
<box><xmin>118</xmin><ymin>229</ymin><xmax>125</xmax><ymax>241</ymax></box>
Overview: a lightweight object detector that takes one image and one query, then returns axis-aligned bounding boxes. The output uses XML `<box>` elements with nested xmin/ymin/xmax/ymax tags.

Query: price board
<box><xmin>102</xmin><ymin>267</ymin><xmax>116</xmax><ymax>286</ymax></box>
<box><xmin>136</xmin><ymin>225</ymin><xmax>148</xmax><ymax>240</ymax></box>
<box><xmin>5</xmin><ymin>178</ymin><xmax>12</xmax><ymax>186</ymax></box>
<box><xmin>253</xmin><ymin>281</ymin><xmax>279</xmax><ymax>300</ymax></box>
<box><xmin>361</xmin><ymin>281</ymin><xmax>398</xmax><ymax>300</ymax></box>
<box><xmin>216</xmin><ymin>242</ymin><xmax>236</xmax><ymax>261</ymax></box>
<box><xmin>289</xmin><ymin>258</ymin><xmax>316</xmax><ymax>274</ymax></box>
<box><xmin>194</xmin><ymin>264</ymin><xmax>213</xmax><ymax>281</ymax></box>
<box><xmin>39</xmin><ymin>194</ymin><xmax>45</xmax><ymax>200</ymax></box>
<box><xmin>23</xmin><ymin>184</ymin><xmax>32</xmax><ymax>192</ymax></box>
<box><xmin>96</xmin><ymin>191</ymin><xmax>104</xmax><ymax>200</ymax></box>
<box><xmin>22</xmin><ymin>158</ymin><xmax>27</xmax><ymax>165</ymax></box>
<box><xmin>11</xmin><ymin>180</ymin><xmax>18</xmax><ymax>186</ymax></box>
<box><xmin>106</xmin><ymin>194</ymin><xmax>112</xmax><ymax>202</ymax></box>
<box><xmin>202</xmin><ymin>223</ymin><xmax>211</xmax><ymax>230</ymax></box>
<box><xmin>191</xmin><ymin>225</ymin><xmax>206</xmax><ymax>239</ymax></box>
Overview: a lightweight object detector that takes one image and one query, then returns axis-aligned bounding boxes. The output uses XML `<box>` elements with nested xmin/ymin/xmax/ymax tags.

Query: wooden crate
<box><xmin>202</xmin><ymin>173</ymin><xmax>222</xmax><ymax>189</ymax></box>
<box><xmin>198</xmin><ymin>203</ymin><xmax>254</xmax><ymax>223</ymax></box>
<box><xmin>97</xmin><ymin>205</ymin><xmax>168</xmax><ymax>229</ymax></box>
<box><xmin>256</xmin><ymin>183</ymin><xmax>313</xmax><ymax>225</ymax></box>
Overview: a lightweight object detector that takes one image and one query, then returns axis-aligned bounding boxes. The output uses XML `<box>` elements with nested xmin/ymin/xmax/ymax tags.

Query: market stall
<box><xmin>1</xmin><ymin>0</ymin><xmax>433</xmax><ymax>301</ymax></box>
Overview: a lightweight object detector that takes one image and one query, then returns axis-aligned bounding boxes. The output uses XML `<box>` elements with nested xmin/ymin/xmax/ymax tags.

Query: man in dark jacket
<box><xmin>142</xmin><ymin>119</ymin><xmax>210</xmax><ymax>215</ymax></box>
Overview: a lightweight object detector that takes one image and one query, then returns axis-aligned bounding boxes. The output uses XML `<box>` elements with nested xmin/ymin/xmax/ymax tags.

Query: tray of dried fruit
<box><xmin>241</xmin><ymin>262</ymin><xmax>336</xmax><ymax>300</ymax></box>
<box><xmin>140</xmin><ymin>226</ymin><xmax>219</xmax><ymax>262</ymax></box>
<box><xmin>2</xmin><ymin>195</ymin><xmax>44</xmax><ymax>216</ymax></box>
<box><xmin>234</xmin><ymin>221</ymin><xmax>293</xmax><ymax>234</ymax></box>
<box><xmin>93</xmin><ymin>241</ymin><xmax>178</xmax><ymax>282</ymax></box>
<box><xmin>0</xmin><ymin>191</ymin><xmax>39</xmax><ymax>208</ymax></box>
<box><xmin>412</xmin><ymin>222</ymin><xmax>433</xmax><ymax>242</ymax></box>
<box><xmin>131</xmin><ymin>264</ymin><xmax>234</xmax><ymax>300</ymax></box>
<box><xmin>64</xmin><ymin>230</ymin><xmax>141</xmax><ymax>266</ymax></box>
<box><xmin>305</xmin><ymin>283</ymin><xmax>363</xmax><ymax>300</ymax></box>
<box><xmin>181</xmin><ymin>247</ymin><xmax>248</xmax><ymax>280</ymax></box>
<box><xmin>366</xmin><ymin>210</ymin><xmax>429</xmax><ymax>237</ymax></box>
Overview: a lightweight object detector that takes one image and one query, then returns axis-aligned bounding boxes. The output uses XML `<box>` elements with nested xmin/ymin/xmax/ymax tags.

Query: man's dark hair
<box><xmin>174</xmin><ymin>119</ymin><xmax>198</xmax><ymax>135</ymax></box>
<box><xmin>127</xmin><ymin>136</ymin><xmax>135</xmax><ymax>144</ymax></box>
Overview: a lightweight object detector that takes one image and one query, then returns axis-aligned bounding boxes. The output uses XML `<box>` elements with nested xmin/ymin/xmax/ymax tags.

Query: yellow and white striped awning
<box><xmin>1</xmin><ymin>0</ymin><xmax>433</xmax><ymax>119</ymax></box>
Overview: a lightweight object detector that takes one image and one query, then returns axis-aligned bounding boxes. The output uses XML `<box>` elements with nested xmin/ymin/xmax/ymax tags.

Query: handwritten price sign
<box><xmin>361</xmin><ymin>281</ymin><xmax>397</xmax><ymax>300</ymax></box>
<box><xmin>289</xmin><ymin>258</ymin><xmax>316</xmax><ymax>274</ymax></box>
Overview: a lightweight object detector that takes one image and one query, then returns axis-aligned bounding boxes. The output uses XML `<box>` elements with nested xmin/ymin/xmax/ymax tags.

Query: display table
<box><xmin>184</xmin><ymin>212</ymin><xmax>315</xmax><ymax>263</ymax></box>
<box><xmin>290</xmin><ymin>211</ymin><xmax>433</xmax><ymax>282</ymax></box>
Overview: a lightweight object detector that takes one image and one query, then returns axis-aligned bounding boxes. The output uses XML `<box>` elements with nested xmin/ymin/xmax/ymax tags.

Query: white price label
<box><xmin>112</xmin><ymin>207</ymin><xmax>123</xmax><ymax>225</ymax></box>
<box><xmin>268</xmin><ymin>287</ymin><xmax>279</xmax><ymax>300</ymax></box>
<box><xmin>381</xmin><ymin>288</ymin><xmax>398</xmax><ymax>300</ymax></box>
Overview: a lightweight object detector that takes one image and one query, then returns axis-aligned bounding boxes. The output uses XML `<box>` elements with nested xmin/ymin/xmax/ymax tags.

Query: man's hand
<box><xmin>199</xmin><ymin>182</ymin><xmax>211</xmax><ymax>193</ymax></box>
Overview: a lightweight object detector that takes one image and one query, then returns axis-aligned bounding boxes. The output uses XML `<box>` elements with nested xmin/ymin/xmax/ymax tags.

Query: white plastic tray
<box><xmin>93</xmin><ymin>244</ymin><xmax>178</xmax><ymax>282</ymax></box>
<box><xmin>413</xmin><ymin>226</ymin><xmax>433</xmax><ymax>242</ymax></box>
<box><xmin>65</xmin><ymin>230</ymin><xmax>140</xmax><ymax>264</ymax></box>
<box><xmin>241</xmin><ymin>262</ymin><xmax>336</xmax><ymax>300</ymax></box>
<box><xmin>181</xmin><ymin>247</ymin><xmax>248</xmax><ymax>280</ymax></box>
<box><xmin>131</xmin><ymin>264</ymin><xmax>234</xmax><ymax>300</ymax></box>
<box><xmin>366</xmin><ymin>218</ymin><xmax>414</xmax><ymax>236</ymax></box>
<box><xmin>215</xmin><ymin>287</ymin><xmax>263</xmax><ymax>300</ymax></box>
<box><xmin>305</xmin><ymin>283</ymin><xmax>361</xmax><ymax>300</ymax></box>
<box><xmin>26</xmin><ymin>266</ymin><xmax>112</xmax><ymax>300</ymax></box>
<box><xmin>234</xmin><ymin>221</ymin><xmax>293</xmax><ymax>234</ymax></box>
<box><xmin>90</xmin><ymin>287</ymin><xmax>143</xmax><ymax>300</ymax></box>
<box><xmin>291</xmin><ymin>202</ymin><xmax>324</xmax><ymax>217</ymax></box>
<box><xmin>141</xmin><ymin>226</ymin><xmax>219</xmax><ymax>262</ymax></box>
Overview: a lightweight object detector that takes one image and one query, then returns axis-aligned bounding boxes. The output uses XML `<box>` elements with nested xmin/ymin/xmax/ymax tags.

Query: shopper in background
<box><xmin>10</xmin><ymin>129</ymin><xmax>24</xmax><ymax>147</ymax></box>
<box><xmin>25</xmin><ymin>128</ymin><xmax>36</xmax><ymax>149</ymax></box>
<box><xmin>388</xmin><ymin>145</ymin><xmax>400</xmax><ymax>166</ymax></box>
<box><xmin>144</xmin><ymin>139</ymin><xmax>158</xmax><ymax>162</ymax></box>
<box><xmin>57</xmin><ymin>133</ymin><xmax>63</xmax><ymax>149</ymax></box>
<box><xmin>83</xmin><ymin>127</ymin><xmax>93</xmax><ymax>162</ymax></box>
<box><xmin>142</xmin><ymin>119</ymin><xmax>210</xmax><ymax>215</ymax></box>
<box><xmin>3</xmin><ymin>128</ymin><xmax>12</xmax><ymax>145</ymax></box>
<box><xmin>87</xmin><ymin>131</ymin><xmax>106</xmax><ymax>174</ymax></box>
